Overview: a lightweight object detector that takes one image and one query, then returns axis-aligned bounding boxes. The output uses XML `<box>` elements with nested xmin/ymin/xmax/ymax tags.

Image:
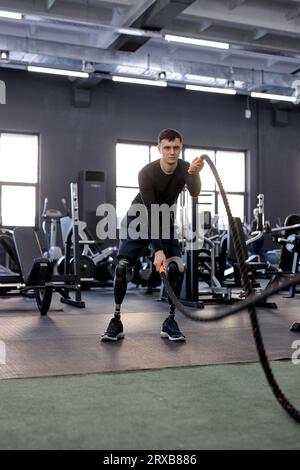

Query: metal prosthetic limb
<box><xmin>114</xmin><ymin>258</ymin><xmax>131</xmax><ymax>317</ymax></box>
<box><xmin>166</xmin><ymin>261</ymin><xmax>184</xmax><ymax>316</ymax></box>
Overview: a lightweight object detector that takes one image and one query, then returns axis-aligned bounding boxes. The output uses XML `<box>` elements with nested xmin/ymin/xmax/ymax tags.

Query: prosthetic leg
<box><xmin>166</xmin><ymin>260</ymin><xmax>185</xmax><ymax>317</ymax></box>
<box><xmin>161</xmin><ymin>259</ymin><xmax>186</xmax><ymax>341</ymax></box>
<box><xmin>114</xmin><ymin>258</ymin><xmax>131</xmax><ymax>318</ymax></box>
<box><xmin>101</xmin><ymin>257</ymin><xmax>131</xmax><ymax>341</ymax></box>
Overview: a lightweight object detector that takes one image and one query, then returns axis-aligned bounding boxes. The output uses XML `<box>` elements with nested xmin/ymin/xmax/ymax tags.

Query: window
<box><xmin>116</xmin><ymin>143</ymin><xmax>155</xmax><ymax>227</ymax></box>
<box><xmin>0</xmin><ymin>132</ymin><xmax>39</xmax><ymax>227</ymax></box>
<box><xmin>185</xmin><ymin>148</ymin><xmax>246</xmax><ymax>228</ymax></box>
<box><xmin>116</xmin><ymin>141</ymin><xmax>246</xmax><ymax>229</ymax></box>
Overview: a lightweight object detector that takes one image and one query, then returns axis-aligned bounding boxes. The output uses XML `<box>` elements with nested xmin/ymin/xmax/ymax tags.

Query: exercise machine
<box><xmin>41</xmin><ymin>197</ymin><xmax>65</xmax><ymax>265</ymax></box>
<box><xmin>0</xmin><ymin>183</ymin><xmax>85</xmax><ymax>314</ymax></box>
<box><xmin>57</xmin><ymin>194</ymin><xmax>117</xmax><ymax>286</ymax></box>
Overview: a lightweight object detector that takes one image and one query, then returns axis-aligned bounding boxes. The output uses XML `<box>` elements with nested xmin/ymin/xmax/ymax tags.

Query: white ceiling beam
<box><xmin>1</xmin><ymin>34</ymin><xmax>298</xmax><ymax>91</ymax></box>
<box><xmin>94</xmin><ymin>0</ymin><xmax>157</xmax><ymax>48</ymax></box>
<box><xmin>115</xmin><ymin>0</ymin><xmax>158</xmax><ymax>27</ymax></box>
<box><xmin>1</xmin><ymin>15</ymin><xmax>300</xmax><ymax>62</ymax></box>
<box><xmin>0</xmin><ymin>0</ymin><xmax>161</xmax><ymax>50</ymax></box>
<box><xmin>1</xmin><ymin>0</ymin><xmax>299</xmax><ymax>42</ymax></box>
<box><xmin>0</xmin><ymin>0</ymin><xmax>114</xmax><ymax>24</ymax></box>
<box><xmin>0</xmin><ymin>32</ymin><xmax>299</xmax><ymax>79</ymax></box>
<box><xmin>182</xmin><ymin>0</ymin><xmax>300</xmax><ymax>36</ymax></box>
<box><xmin>1</xmin><ymin>0</ymin><xmax>300</xmax><ymax>38</ymax></box>
<box><xmin>0</xmin><ymin>0</ymin><xmax>163</xmax><ymax>46</ymax></box>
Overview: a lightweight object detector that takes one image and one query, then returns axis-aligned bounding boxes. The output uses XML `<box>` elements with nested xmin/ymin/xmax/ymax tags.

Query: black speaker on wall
<box><xmin>78</xmin><ymin>170</ymin><xmax>106</xmax><ymax>239</ymax></box>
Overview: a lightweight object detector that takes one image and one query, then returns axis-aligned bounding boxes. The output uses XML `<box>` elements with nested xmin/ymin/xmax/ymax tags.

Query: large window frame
<box><xmin>184</xmin><ymin>145</ymin><xmax>247</xmax><ymax>228</ymax></box>
<box><xmin>116</xmin><ymin>141</ymin><xmax>161</xmax><ymax>227</ymax></box>
<box><xmin>116</xmin><ymin>140</ymin><xmax>247</xmax><ymax>228</ymax></box>
<box><xmin>0</xmin><ymin>131</ymin><xmax>40</xmax><ymax>228</ymax></box>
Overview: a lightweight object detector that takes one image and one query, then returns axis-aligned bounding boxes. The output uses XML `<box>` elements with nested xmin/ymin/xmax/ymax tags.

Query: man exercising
<box><xmin>101</xmin><ymin>128</ymin><xmax>204</xmax><ymax>342</ymax></box>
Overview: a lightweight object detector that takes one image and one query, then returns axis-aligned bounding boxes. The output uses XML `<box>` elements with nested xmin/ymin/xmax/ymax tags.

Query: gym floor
<box><xmin>0</xmin><ymin>286</ymin><xmax>300</xmax><ymax>449</ymax></box>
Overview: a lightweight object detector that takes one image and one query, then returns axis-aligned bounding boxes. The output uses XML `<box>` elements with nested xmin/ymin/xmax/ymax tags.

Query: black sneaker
<box><xmin>101</xmin><ymin>317</ymin><xmax>124</xmax><ymax>342</ymax></box>
<box><xmin>160</xmin><ymin>316</ymin><xmax>186</xmax><ymax>342</ymax></box>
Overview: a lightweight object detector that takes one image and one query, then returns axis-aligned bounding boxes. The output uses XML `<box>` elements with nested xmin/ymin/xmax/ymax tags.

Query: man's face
<box><xmin>158</xmin><ymin>138</ymin><xmax>182</xmax><ymax>166</ymax></box>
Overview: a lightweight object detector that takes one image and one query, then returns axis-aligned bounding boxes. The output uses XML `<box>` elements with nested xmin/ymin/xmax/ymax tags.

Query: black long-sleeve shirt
<box><xmin>125</xmin><ymin>158</ymin><xmax>201</xmax><ymax>252</ymax></box>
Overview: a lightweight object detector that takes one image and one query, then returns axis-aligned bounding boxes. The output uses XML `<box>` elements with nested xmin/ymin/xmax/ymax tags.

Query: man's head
<box><xmin>158</xmin><ymin>129</ymin><xmax>182</xmax><ymax>144</ymax></box>
<box><xmin>158</xmin><ymin>128</ymin><xmax>183</xmax><ymax>167</ymax></box>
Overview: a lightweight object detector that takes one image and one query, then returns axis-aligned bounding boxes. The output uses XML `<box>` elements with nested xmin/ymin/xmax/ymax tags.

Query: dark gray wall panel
<box><xmin>0</xmin><ymin>69</ymin><xmax>298</xmax><ymax>230</ymax></box>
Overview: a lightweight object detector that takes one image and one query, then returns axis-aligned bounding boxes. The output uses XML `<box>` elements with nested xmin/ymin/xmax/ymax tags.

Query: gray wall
<box><xmin>0</xmin><ymin>68</ymin><xmax>299</xmax><ymax>231</ymax></box>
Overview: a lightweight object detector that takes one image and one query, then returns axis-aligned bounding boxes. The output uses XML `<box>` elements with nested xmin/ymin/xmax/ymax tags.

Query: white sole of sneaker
<box><xmin>160</xmin><ymin>332</ymin><xmax>186</xmax><ymax>342</ymax></box>
<box><xmin>101</xmin><ymin>333</ymin><xmax>125</xmax><ymax>342</ymax></box>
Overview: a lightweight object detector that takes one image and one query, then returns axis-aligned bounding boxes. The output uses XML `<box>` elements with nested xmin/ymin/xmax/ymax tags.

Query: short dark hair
<box><xmin>158</xmin><ymin>128</ymin><xmax>182</xmax><ymax>143</ymax></box>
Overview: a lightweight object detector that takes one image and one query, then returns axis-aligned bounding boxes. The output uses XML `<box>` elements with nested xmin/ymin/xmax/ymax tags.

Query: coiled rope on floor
<box><xmin>160</xmin><ymin>155</ymin><xmax>300</xmax><ymax>424</ymax></box>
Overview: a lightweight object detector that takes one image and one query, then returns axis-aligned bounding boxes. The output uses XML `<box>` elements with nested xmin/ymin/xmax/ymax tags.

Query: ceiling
<box><xmin>1</xmin><ymin>0</ymin><xmax>300</xmax><ymax>101</ymax></box>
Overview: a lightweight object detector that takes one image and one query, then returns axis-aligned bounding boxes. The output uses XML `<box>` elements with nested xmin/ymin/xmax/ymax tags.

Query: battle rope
<box><xmin>160</xmin><ymin>268</ymin><xmax>300</xmax><ymax>323</ymax></box>
<box><xmin>159</xmin><ymin>155</ymin><xmax>300</xmax><ymax>424</ymax></box>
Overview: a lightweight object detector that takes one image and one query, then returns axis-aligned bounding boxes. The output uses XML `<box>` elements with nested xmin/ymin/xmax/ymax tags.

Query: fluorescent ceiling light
<box><xmin>250</xmin><ymin>91</ymin><xmax>296</xmax><ymax>103</ymax></box>
<box><xmin>0</xmin><ymin>10</ymin><xmax>22</xmax><ymax>20</ymax></box>
<box><xmin>165</xmin><ymin>34</ymin><xmax>229</xmax><ymax>50</ymax></box>
<box><xmin>186</xmin><ymin>84</ymin><xmax>236</xmax><ymax>95</ymax></box>
<box><xmin>27</xmin><ymin>66</ymin><xmax>89</xmax><ymax>78</ymax></box>
<box><xmin>117</xmin><ymin>27</ymin><xmax>144</xmax><ymax>37</ymax></box>
<box><xmin>112</xmin><ymin>76</ymin><xmax>167</xmax><ymax>87</ymax></box>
